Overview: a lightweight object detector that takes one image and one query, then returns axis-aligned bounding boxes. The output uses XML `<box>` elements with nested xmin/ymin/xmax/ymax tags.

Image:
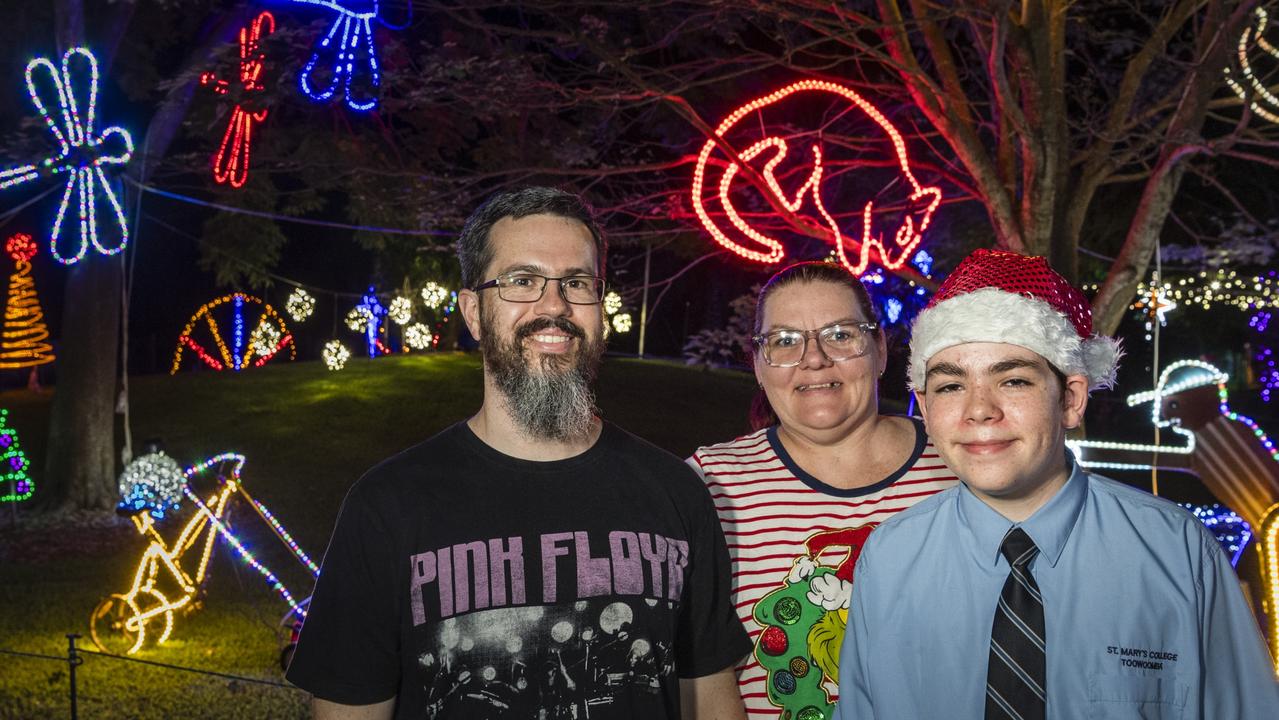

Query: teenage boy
<box><xmin>836</xmin><ymin>248</ymin><xmax>1279</xmax><ymax>719</ymax></box>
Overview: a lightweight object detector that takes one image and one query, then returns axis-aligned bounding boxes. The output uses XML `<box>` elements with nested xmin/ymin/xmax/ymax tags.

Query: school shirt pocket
<box><xmin>1087</xmin><ymin>673</ymin><xmax>1188</xmax><ymax>719</ymax></box>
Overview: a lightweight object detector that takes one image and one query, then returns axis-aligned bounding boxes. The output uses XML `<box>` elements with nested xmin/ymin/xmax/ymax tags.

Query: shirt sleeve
<box><xmin>285</xmin><ymin>479</ymin><xmax>401</xmax><ymax>705</ymax></box>
<box><xmin>1196</xmin><ymin>531</ymin><xmax>1279</xmax><ymax>716</ymax></box>
<box><xmin>684</xmin><ymin>452</ymin><xmax>706</xmax><ymax>480</ymax></box>
<box><xmin>835</xmin><ymin>542</ymin><xmax>877</xmax><ymax>719</ymax></box>
<box><xmin>675</xmin><ymin>472</ymin><xmax>752</xmax><ymax>678</ymax></box>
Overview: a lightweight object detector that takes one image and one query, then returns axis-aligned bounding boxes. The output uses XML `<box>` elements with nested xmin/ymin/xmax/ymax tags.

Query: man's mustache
<box><xmin>516</xmin><ymin>317</ymin><xmax>586</xmax><ymax>342</ymax></box>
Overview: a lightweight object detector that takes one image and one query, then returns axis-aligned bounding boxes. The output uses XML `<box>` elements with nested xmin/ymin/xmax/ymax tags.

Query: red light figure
<box><xmin>691</xmin><ymin>80</ymin><xmax>942</xmax><ymax>276</ymax></box>
<box><xmin>201</xmin><ymin>12</ymin><xmax>275</xmax><ymax>189</ymax></box>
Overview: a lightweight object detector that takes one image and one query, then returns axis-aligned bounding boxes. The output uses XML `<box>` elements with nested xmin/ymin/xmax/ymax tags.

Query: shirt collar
<box><xmin>956</xmin><ymin>449</ymin><xmax>1089</xmax><ymax>568</ymax></box>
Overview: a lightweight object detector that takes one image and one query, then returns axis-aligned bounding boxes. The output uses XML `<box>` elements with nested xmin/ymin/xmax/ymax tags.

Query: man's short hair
<box><xmin>456</xmin><ymin>187</ymin><xmax>607</xmax><ymax>289</ymax></box>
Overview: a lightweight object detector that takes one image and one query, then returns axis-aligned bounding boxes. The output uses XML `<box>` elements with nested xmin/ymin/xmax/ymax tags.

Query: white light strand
<box><xmin>388</xmin><ymin>296</ymin><xmax>413</xmax><ymax>325</ymax></box>
<box><xmin>322</xmin><ymin>340</ymin><xmax>350</xmax><ymax>370</ymax></box>
<box><xmin>285</xmin><ymin>288</ymin><xmax>315</xmax><ymax>322</ymax></box>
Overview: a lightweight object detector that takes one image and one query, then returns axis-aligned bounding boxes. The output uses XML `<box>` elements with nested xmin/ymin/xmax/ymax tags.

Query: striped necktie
<box><xmin>985</xmin><ymin>527</ymin><xmax>1046</xmax><ymax>720</ymax></box>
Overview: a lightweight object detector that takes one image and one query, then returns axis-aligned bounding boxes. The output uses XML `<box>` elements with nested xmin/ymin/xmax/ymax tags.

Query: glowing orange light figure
<box><xmin>691</xmin><ymin>80</ymin><xmax>942</xmax><ymax>275</ymax></box>
<box><xmin>200</xmin><ymin>12</ymin><xmax>274</xmax><ymax>188</ymax></box>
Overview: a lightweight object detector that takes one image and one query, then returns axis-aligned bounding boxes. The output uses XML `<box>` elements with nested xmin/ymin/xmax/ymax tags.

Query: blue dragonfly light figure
<box><xmin>0</xmin><ymin>48</ymin><xmax>134</xmax><ymax>266</ymax></box>
<box><xmin>292</xmin><ymin>0</ymin><xmax>405</xmax><ymax>112</ymax></box>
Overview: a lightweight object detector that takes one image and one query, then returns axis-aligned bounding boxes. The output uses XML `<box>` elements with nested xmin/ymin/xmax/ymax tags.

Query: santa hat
<box><xmin>908</xmin><ymin>249</ymin><xmax>1122</xmax><ymax>392</ymax></box>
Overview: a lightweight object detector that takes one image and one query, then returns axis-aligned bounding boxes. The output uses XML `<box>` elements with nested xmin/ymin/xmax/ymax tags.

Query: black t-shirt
<box><xmin>286</xmin><ymin>421</ymin><xmax>751</xmax><ymax>719</ymax></box>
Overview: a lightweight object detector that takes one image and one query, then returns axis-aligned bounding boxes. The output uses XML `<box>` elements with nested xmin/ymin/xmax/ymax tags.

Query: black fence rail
<box><xmin>0</xmin><ymin>634</ymin><xmax>302</xmax><ymax>720</ymax></box>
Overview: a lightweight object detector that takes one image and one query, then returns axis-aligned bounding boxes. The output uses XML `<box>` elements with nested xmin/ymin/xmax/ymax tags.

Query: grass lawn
<box><xmin>0</xmin><ymin>353</ymin><xmax>756</xmax><ymax>719</ymax></box>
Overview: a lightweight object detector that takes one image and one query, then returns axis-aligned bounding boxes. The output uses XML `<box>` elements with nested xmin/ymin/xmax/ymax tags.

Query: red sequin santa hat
<box><xmin>908</xmin><ymin>249</ymin><xmax>1122</xmax><ymax>392</ymax></box>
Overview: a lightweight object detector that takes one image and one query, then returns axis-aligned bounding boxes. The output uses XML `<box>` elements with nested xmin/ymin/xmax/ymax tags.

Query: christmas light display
<box><xmin>1067</xmin><ymin>361</ymin><xmax>1226</xmax><ymax>468</ymax></box>
<box><xmin>404</xmin><ymin>323</ymin><xmax>432</xmax><ymax>350</ymax></box>
<box><xmin>1071</xmin><ymin>361</ymin><xmax>1279</xmax><ymax>673</ymax></box>
<box><xmin>1261</xmin><ymin>504</ymin><xmax>1279</xmax><ymax>676</ymax></box>
<box><xmin>91</xmin><ymin>453</ymin><xmax>318</xmax><ymax>655</ymax></box>
<box><xmin>0</xmin><ymin>233</ymin><xmax>54</xmax><ymax>369</ymax></box>
<box><xmin>285</xmin><ymin>287</ymin><xmax>315</xmax><ymax>322</ymax></box>
<box><xmin>910</xmin><ymin>249</ymin><xmax>934</xmax><ymax>276</ymax></box>
<box><xmin>611</xmin><ymin>312</ymin><xmax>633</xmax><ymax>334</ymax></box>
<box><xmin>250</xmin><ymin>322</ymin><xmax>283</xmax><ymax>358</ymax></box>
<box><xmin>1253</xmin><ymin>310</ymin><xmax>1278</xmax><ymax>403</ymax></box>
<box><xmin>200</xmin><ymin>11</ymin><xmax>274</xmax><ymax>188</ymax></box>
<box><xmin>690</xmin><ymin>80</ymin><xmax>942</xmax><ymax>276</ymax></box>
<box><xmin>1178</xmin><ymin>503</ymin><xmax>1252</xmax><ymax>567</ymax></box>
<box><xmin>1132</xmin><ymin>285</ymin><xmax>1176</xmax><ymax>326</ymax></box>
<box><xmin>291</xmin><ymin>0</ymin><xmax>393</xmax><ymax>112</ymax></box>
<box><xmin>0</xmin><ymin>409</ymin><xmax>33</xmax><ymax>504</ymax></box>
<box><xmin>421</xmin><ymin>281</ymin><xmax>449</xmax><ymax>309</ymax></box>
<box><xmin>322</xmin><ymin>339</ymin><xmax>350</xmax><ymax>370</ymax></box>
<box><xmin>603</xmin><ymin>291</ymin><xmax>622</xmax><ymax>316</ymax></box>
<box><xmin>0</xmin><ymin>47</ymin><xmax>134</xmax><ymax>264</ymax></box>
<box><xmin>170</xmin><ymin>293</ymin><xmax>295</xmax><ymax>374</ymax></box>
<box><xmin>1226</xmin><ymin>7</ymin><xmax>1279</xmax><ymax>123</ymax></box>
<box><xmin>388</xmin><ymin>295</ymin><xmax>412</xmax><ymax>325</ymax></box>
<box><xmin>883</xmin><ymin>297</ymin><xmax>903</xmax><ymax>324</ymax></box>
<box><xmin>355</xmin><ymin>287</ymin><xmax>387</xmax><ymax>357</ymax></box>
<box><xmin>1134</xmin><ymin>269</ymin><xmax>1278</xmax><ymax>312</ymax></box>
<box><xmin>116</xmin><ymin>452</ymin><xmax>185</xmax><ymax>520</ymax></box>
<box><xmin>344</xmin><ymin>306</ymin><xmax>371</xmax><ymax>331</ymax></box>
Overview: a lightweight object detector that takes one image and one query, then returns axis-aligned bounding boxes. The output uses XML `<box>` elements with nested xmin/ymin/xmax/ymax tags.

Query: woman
<box><xmin>687</xmin><ymin>262</ymin><xmax>958</xmax><ymax>719</ymax></box>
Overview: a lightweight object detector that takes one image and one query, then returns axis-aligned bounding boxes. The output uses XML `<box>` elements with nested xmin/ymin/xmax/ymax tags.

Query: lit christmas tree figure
<box><xmin>0</xmin><ymin>233</ymin><xmax>54</xmax><ymax>389</ymax></box>
<box><xmin>0</xmin><ymin>408</ymin><xmax>33</xmax><ymax>503</ymax></box>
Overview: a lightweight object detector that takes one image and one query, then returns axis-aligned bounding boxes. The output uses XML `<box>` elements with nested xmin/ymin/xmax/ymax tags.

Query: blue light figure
<box><xmin>0</xmin><ymin>47</ymin><xmax>134</xmax><ymax>265</ymax></box>
<box><xmin>358</xmin><ymin>287</ymin><xmax>387</xmax><ymax>357</ymax></box>
<box><xmin>883</xmin><ymin>297</ymin><xmax>903</xmax><ymax>325</ymax></box>
<box><xmin>291</xmin><ymin>0</ymin><xmax>393</xmax><ymax>112</ymax></box>
<box><xmin>911</xmin><ymin>248</ymin><xmax>933</xmax><ymax>276</ymax></box>
<box><xmin>1180</xmin><ymin>503</ymin><xmax>1252</xmax><ymax>568</ymax></box>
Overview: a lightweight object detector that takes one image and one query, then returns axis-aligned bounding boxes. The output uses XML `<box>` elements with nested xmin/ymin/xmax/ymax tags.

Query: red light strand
<box><xmin>691</xmin><ymin>79</ymin><xmax>942</xmax><ymax>275</ymax></box>
<box><xmin>200</xmin><ymin>12</ymin><xmax>274</xmax><ymax>189</ymax></box>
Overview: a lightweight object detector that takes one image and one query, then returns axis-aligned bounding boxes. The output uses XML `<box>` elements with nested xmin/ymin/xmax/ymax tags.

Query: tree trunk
<box><xmin>45</xmin><ymin>256</ymin><xmax>123</xmax><ymax>511</ymax></box>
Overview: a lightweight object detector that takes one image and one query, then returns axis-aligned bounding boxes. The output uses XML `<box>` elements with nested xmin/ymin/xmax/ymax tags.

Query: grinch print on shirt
<box><xmin>750</xmin><ymin>525</ymin><xmax>875</xmax><ymax>720</ymax></box>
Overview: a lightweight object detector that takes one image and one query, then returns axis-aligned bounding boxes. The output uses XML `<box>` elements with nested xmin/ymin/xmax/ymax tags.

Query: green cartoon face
<box><xmin>751</xmin><ymin>565</ymin><xmax>842</xmax><ymax>719</ymax></box>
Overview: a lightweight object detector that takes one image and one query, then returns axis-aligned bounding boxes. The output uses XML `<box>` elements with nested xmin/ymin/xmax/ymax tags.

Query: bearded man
<box><xmin>287</xmin><ymin>187</ymin><xmax>750</xmax><ymax>720</ymax></box>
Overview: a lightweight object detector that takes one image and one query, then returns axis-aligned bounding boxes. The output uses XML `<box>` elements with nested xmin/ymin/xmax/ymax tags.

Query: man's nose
<box><xmin>534</xmin><ymin>278</ymin><xmax>571</xmax><ymax>315</ymax></box>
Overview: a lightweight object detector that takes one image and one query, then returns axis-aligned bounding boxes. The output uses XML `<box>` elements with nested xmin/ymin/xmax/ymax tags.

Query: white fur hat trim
<box><xmin>908</xmin><ymin>287</ymin><xmax>1122</xmax><ymax>392</ymax></box>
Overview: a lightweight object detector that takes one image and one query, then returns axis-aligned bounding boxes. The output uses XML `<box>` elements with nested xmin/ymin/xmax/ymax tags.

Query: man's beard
<box><xmin>480</xmin><ymin>306</ymin><xmax>605</xmax><ymax>441</ymax></box>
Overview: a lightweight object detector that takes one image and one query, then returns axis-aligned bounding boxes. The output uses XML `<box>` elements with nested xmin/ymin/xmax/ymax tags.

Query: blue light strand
<box><xmin>181</xmin><ymin>452</ymin><xmax>312</xmax><ymax>617</ymax></box>
<box><xmin>911</xmin><ymin>249</ymin><xmax>933</xmax><ymax>276</ymax></box>
<box><xmin>883</xmin><ymin>297</ymin><xmax>903</xmax><ymax>324</ymax></box>
<box><xmin>128</xmin><ymin>179</ymin><xmax>453</xmax><ymax>236</ymax></box>
<box><xmin>292</xmin><ymin>0</ymin><xmax>387</xmax><ymax>112</ymax></box>
<box><xmin>182</xmin><ymin>484</ymin><xmax>305</xmax><ymax>616</ymax></box>
<box><xmin>232</xmin><ymin>294</ymin><xmax>245</xmax><ymax>371</ymax></box>
<box><xmin>1252</xmin><ymin>310</ymin><xmax>1278</xmax><ymax>403</ymax></box>
<box><xmin>0</xmin><ymin>48</ymin><xmax>133</xmax><ymax>265</ymax></box>
<box><xmin>357</xmin><ymin>286</ymin><xmax>387</xmax><ymax>357</ymax></box>
<box><xmin>1180</xmin><ymin>503</ymin><xmax>1253</xmax><ymax>567</ymax></box>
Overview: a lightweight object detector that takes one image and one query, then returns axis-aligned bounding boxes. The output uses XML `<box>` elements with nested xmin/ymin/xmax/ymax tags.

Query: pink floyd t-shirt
<box><xmin>286</xmin><ymin>421</ymin><xmax>751</xmax><ymax>719</ymax></box>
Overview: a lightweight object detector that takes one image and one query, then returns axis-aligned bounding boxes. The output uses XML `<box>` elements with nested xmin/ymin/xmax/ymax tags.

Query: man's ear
<box><xmin>1061</xmin><ymin>374</ymin><xmax>1090</xmax><ymax>430</ymax></box>
<box><xmin>458</xmin><ymin>288</ymin><xmax>482</xmax><ymax>341</ymax></box>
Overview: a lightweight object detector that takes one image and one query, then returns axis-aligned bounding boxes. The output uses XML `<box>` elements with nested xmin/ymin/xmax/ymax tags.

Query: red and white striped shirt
<box><xmin>688</xmin><ymin>418</ymin><xmax>958</xmax><ymax>719</ymax></box>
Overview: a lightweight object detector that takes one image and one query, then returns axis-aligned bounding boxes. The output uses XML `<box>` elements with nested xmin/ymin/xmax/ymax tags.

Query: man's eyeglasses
<box><xmin>752</xmin><ymin>322</ymin><xmax>879</xmax><ymax>368</ymax></box>
<box><xmin>475</xmin><ymin>273</ymin><xmax>606</xmax><ymax>305</ymax></box>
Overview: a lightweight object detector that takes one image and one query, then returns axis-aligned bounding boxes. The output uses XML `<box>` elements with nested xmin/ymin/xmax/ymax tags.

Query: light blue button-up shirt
<box><xmin>836</xmin><ymin>457</ymin><xmax>1279</xmax><ymax>719</ymax></box>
